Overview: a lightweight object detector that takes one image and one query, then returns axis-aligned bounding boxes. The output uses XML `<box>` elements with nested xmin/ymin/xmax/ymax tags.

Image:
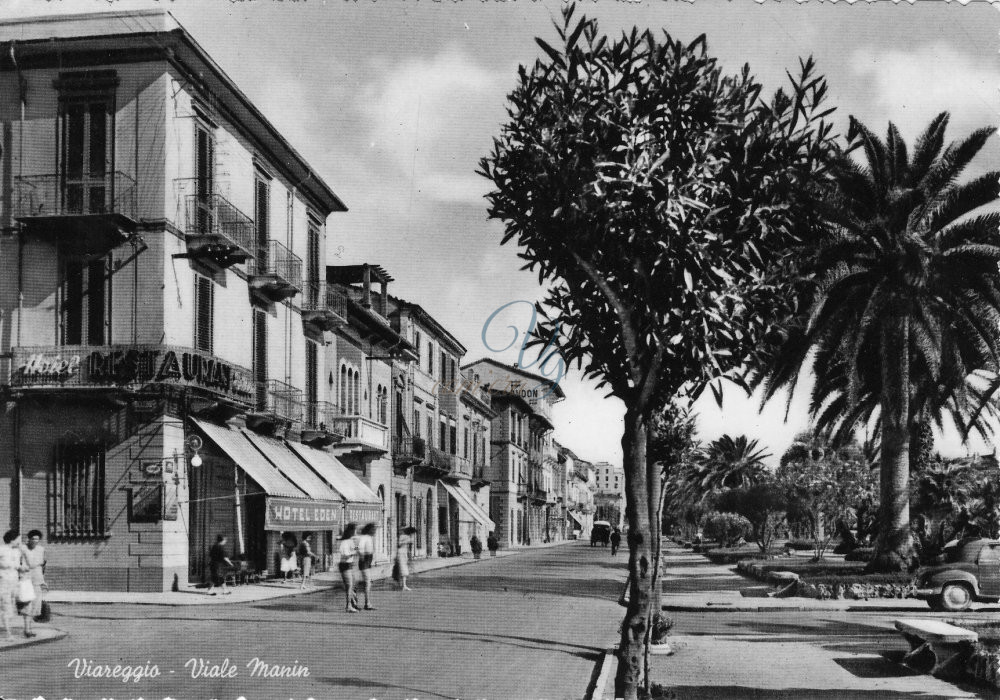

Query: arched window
<box><xmin>339</xmin><ymin>365</ymin><xmax>347</xmax><ymax>414</ymax></box>
<box><xmin>352</xmin><ymin>370</ymin><xmax>360</xmax><ymax>414</ymax></box>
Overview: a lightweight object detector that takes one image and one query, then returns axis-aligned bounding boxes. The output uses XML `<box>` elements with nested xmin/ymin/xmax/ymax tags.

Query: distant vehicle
<box><xmin>591</xmin><ymin>521</ymin><xmax>612</xmax><ymax>547</ymax></box>
<box><xmin>914</xmin><ymin>537</ymin><xmax>1000</xmax><ymax>612</ymax></box>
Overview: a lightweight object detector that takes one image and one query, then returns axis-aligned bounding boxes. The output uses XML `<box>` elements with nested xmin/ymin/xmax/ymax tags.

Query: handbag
<box><xmin>17</xmin><ymin>578</ymin><xmax>35</xmax><ymax>604</ymax></box>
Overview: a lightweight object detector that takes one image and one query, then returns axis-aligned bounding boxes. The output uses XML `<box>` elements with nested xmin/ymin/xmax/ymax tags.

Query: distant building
<box><xmin>593</xmin><ymin>461</ymin><xmax>624</xmax><ymax>527</ymax></box>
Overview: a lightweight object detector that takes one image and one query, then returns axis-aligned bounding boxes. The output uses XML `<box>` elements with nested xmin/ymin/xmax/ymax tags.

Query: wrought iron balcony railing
<box><xmin>249</xmin><ymin>240</ymin><xmax>303</xmax><ymax>300</ymax></box>
<box><xmin>255</xmin><ymin>379</ymin><xmax>303</xmax><ymax>423</ymax></box>
<box><xmin>183</xmin><ymin>193</ymin><xmax>255</xmax><ymax>264</ymax></box>
<box><xmin>13</xmin><ymin>172</ymin><xmax>138</xmax><ymax>222</ymax></box>
<box><xmin>301</xmin><ymin>282</ymin><xmax>349</xmax><ymax>331</ymax></box>
<box><xmin>393</xmin><ymin>435</ymin><xmax>427</xmax><ymax>462</ymax></box>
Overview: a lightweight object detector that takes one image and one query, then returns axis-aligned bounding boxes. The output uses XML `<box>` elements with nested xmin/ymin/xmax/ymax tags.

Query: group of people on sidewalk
<box><xmin>336</xmin><ymin>523</ymin><xmax>412</xmax><ymax>613</ymax></box>
<box><xmin>0</xmin><ymin>529</ymin><xmax>48</xmax><ymax>640</ymax></box>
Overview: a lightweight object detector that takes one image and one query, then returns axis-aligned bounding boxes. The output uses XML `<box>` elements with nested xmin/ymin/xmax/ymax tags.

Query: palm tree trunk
<box><xmin>868</xmin><ymin>315</ymin><xmax>916</xmax><ymax>572</ymax></box>
<box><xmin>615</xmin><ymin>407</ymin><xmax>654</xmax><ymax>700</ymax></box>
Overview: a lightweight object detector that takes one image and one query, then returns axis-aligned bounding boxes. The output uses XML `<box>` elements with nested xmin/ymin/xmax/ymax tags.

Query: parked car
<box><xmin>591</xmin><ymin>521</ymin><xmax>612</xmax><ymax>547</ymax></box>
<box><xmin>914</xmin><ymin>537</ymin><xmax>1000</xmax><ymax>611</ymax></box>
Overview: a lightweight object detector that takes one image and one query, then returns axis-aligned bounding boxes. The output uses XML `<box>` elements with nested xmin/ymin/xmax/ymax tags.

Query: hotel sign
<box><xmin>10</xmin><ymin>345</ymin><xmax>255</xmax><ymax>404</ymax></box>
<box><xmin>265</xmin><ymin>497</ymin><xmax>344</xmax><ymax>531</ymax></box>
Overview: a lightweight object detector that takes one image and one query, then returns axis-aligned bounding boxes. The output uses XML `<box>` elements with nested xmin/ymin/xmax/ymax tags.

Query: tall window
<box><xmin>305</xmin><ymin>342</ymin><xmax>318</xmax><ymax>424</ymax></box>
<box><xmin>427</xmin><ymin>343</ymin><xmax>434</xmax><ymax>376</ymax></box>
<box><xmin>352</xmin><ymin>370</ymin><xmax>360</xmax><ymax>415</ymax></box>
<box><xmin>414</xmin><ymin>331</ymin><xmax>422</xmax><ymax>365</ymax></box>
<box><xmin>60</xmin><ymin>97</ymin><xmax>112</xmax><ymax>215</ymax></box>
<box><xmin>339</xmin><ymin>365</ymin><xmax>347</xmax><ymax>414</ymax></box>
<box><xmin>440</xmin><ymin>350</ymin><xmax>447</xmax><ymax>384</ymax></box>
<box><xmin>426</xmin><ymin>414</ymin><xmax>434</xmax><ymax>448</ymax></box>
<box><xmin>195</xmin><ymin>122</ymin><xmax>215</xmax><ymax>233</ymax></box>
<box><xmin>51</xmin><ymin>444</ymin><xmax>107</xmax><ymax>537</ymax></box>
<box><xmin>306</xmin><ymin>218</ymin><xmax>321</xmax><ymax>308</ymax></box>
<box><xmin>450</xmin><ymin>425</ymin><xmax>457</xmax><ymax>455</ymax></box>
<box><xmin>255</xmin><ymin>176</ymin><xmax>270</xmax><ymax>269</ymax></box>
<box><xmin>413</xmin><ymin>409</ymin><xmax>421</xmax><ymax>438</ymax></box>
<box><xmin>193</xmin><ymin>276</ymin><xmax>214</xmax><ymax>353</ymax></box>
<box><xmin>62</xmin><ymin>256</ymin><xmax>109</xmax><ymax>346</ymax></box>
<box><xmin>439</xmin><ymin>419</ymin><xmax>447</xmax><ymax>453</ymax></box>
<box><xmin>252</xmin><ymin>309</ymin><xmax>267</xmax><ymax>410</ymax></box>
<box><xmin>463</xmin><ymin>427</ymin><xmax>469</xmax><ymax>459</ymax></box>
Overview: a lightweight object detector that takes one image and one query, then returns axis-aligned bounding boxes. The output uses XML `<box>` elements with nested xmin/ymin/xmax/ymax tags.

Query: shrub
<box><xmin>784</xmin><ymin>539</ymin><xmax>814</xmax><ymax>551</ymax></box>
<box><xmin>703</xmin><ymin>512</ymin><xmax>752</xmax><ymax>548</ymax></box>
<box><xmin>845</xmin><ymin>547</ymin><xmax>874</xmax><ymax>562</ymax></box>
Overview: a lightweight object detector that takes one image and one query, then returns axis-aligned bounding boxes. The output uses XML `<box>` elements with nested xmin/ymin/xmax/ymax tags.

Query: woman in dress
<box><xmin>297</xmin><ymin>533</ymin><xmax>316</xmax><ymax>590</ymax></box>
<box><xmin>280</xmin><ymin>533</ymin><xmax>299</xmax><ymax>583</ymax></box>
<box><xmin>396</xmin><ymin>526</ymin><xmax>415</xmax><ymax>591</ymax></box>
<box><xmin>20</xmin><ymin>530</ymin><xmax>47</xmax><ymax>632</ymax></box>
<box><xmin>0</xmin><ymin>530</ymin><xmax>25</xmax><ymax>640</ymax></box>
<box><xmin>337</xmin><ymin>523</ymin><xmax>360</xmax><ymax>613</ymax></box>
<box><xmin>356</xmin><ymin>523</ymin><xmax>376</xmax><ymax>610</ymax></box>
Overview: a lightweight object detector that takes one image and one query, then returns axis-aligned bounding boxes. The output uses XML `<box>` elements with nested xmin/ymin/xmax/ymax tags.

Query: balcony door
<box><xmin>60</xmin><ymin>98</ymin><xmax>112</xmax><ymax>215</ymax></box>
<box><xmin>62</xmin><ymin>254</ymin><xmax>109</xmax><ymax>346</ymax></box>
<box><xmin>195</xmin><ymin>123</ymin><xmax>215</xmax><ymax>233</ymax></box>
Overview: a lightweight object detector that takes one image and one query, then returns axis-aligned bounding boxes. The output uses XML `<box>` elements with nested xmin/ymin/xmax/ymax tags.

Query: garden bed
<box><xmin>736</xmin><ymin>557</ymin><xmax>916</xmax><ymax>599</ymax></box>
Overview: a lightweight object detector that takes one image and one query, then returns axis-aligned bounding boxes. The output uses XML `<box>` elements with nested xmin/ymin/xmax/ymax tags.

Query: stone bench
<box><xmin>895</xmin><ymin>618</ymin><xmax>979</xmax><ymax>678</ymax></box>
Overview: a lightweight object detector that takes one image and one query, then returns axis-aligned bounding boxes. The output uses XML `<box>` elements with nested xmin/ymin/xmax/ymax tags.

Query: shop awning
<box><xmin>286</xmin><ymin>441</ymin><xmax>383</xmax><ymax>523</ymax></box>
<box><xmin>568</xmin><ymin>510</ymin><xmax>585</xmax><ymax>526</ymax></box>
<box><xmin>192</xmin><ymin>419</ymin><xmax>305</xmax><ymax>499</ymax></box>
<box><xmin>242</xmin><ymin>430</ymin><xmax>343</xmax><ymax>503</ymax></box>
<box><xmin>438</xmin><ymin>480</ymin><xmax>496</xmax><ymax>531</ymax></box>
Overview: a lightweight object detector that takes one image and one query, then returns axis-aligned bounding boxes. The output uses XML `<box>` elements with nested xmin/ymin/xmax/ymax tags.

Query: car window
<box><xmin>979</xmin><ymin>545</ymin><xmax>1000</xmax><ymax>564</ymax></box>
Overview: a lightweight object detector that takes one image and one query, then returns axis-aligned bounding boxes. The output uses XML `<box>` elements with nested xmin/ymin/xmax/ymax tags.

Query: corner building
<box><xmin>0</xmin><ymin>11</ymin><xmax>380</xmax><ymax>591</ymax></box>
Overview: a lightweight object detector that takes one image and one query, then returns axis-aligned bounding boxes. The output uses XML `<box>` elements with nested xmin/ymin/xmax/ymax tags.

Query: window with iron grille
<box><xmin>193</xmin><ymin>275</ymin><xmax>214</xmax><ymax>353</ymax></box>
<box><xmin>50</xmin><ymin>444</ymin><xmax>107</xmax><ymax>538</ymax></box>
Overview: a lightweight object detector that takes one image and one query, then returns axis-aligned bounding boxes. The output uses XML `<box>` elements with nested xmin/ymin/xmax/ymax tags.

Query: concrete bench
<box><xmin>895</xmin><ymin>618</ymin><xmax>979</xmax><ymax>678</ymax></box>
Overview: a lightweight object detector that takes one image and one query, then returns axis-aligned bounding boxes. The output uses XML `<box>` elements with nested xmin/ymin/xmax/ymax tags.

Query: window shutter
<box><xmin>194</xmin><ymin>276</ymin><xmax>214</xmax><ymax>353</ymax></box>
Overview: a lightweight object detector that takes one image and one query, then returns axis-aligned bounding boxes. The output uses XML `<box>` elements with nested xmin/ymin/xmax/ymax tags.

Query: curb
<box><xmin>587</xmin><ymin>647</ymin><xmax>618</xmax><ymax>700</ymax></box>
<box><xmin>45</xmin><ymin>541</ymin><xmax>572</xmax><ymax>607</ymax></box>
<box><xmin>0</xmin><ymin>628</ymin><xmax>67</xmax><ymax>651</ymax></box>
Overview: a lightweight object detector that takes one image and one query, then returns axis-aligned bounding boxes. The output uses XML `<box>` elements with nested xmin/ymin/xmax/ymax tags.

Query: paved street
<box><xmin>1</xmin><ymin>541</ymin><xmax>625</xmax><ymax>700</ymax></box>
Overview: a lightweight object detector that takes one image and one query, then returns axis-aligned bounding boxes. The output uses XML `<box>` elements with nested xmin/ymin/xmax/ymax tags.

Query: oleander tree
<box><xmin>478</xmin><ymin>7</ymin><xmax>842</xmax><ymax>697</ymax></box>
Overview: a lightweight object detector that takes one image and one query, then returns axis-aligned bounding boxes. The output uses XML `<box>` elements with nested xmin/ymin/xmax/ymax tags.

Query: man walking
<box><xmin>610</xmin><ymin>528</ymin><xmax>621</xmax><ymax>556</ymax></box>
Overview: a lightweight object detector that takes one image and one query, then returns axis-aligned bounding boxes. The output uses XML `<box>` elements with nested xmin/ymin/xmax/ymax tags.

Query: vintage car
<box><xmin>591</xmin><ymin>521</ymin><xmax>612</xmax><ymax>547</ymax></box>
<box><xmin>914</xmin><ymin>537</ymin><xmax>1000</xmax><ymax>612</ymax></box>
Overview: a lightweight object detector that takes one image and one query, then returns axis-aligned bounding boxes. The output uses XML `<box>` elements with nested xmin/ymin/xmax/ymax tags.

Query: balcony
<box><xmin>13</xmin><ymin>172</ymin><xmax>138</xmax><ymax>253</ymax></box>
<box><xmin>246</xmin><ymin>379</ymin><xmax>303</xmax><ymax>433</ymax></box>
<box><xmin>301</xmin><ymin>400</ymin><xmax>344</xmax><ymax>447</ymax></box>
<box><xmin>301</xmin><ymin>282</ymin><xmax>348</xmax><ymax>333</ymax></box>
<box><xmin>249</xmin><ymin>240</ymin><xmax>302</xmax><ymax>302</ymax></box>
<box><xmin>329</xmin><ymin>414</ymin><xmax>389</xmax><ymax>454</ymax></box>
<box><xmin>416</xmin><ymin>445</ymin><xmax>454</xmax><ymax>479</ymax></box>
<box><xmin>471</xmin><ymin>462</ymin><xmax>489</xmax><ymax>489</ymax></box>
<box><xmin>393</xmin><ymin>435</ymin><xmax>426</xmax><ymax>471</ymax></box>
<box><xmin>183</xmin><ymin>193</ymin><xmax>255</xmax><ymax>268</ymax></box>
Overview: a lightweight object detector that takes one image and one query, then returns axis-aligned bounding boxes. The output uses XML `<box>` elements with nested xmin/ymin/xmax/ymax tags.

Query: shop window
<box><xmin>50</xmin><ymin>444</ymin><xmax>108</xmax><ymax>538</ymax></box>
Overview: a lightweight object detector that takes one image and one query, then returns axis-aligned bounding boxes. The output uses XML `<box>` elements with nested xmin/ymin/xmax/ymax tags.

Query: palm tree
<box><xmin>697</xmin><ymin>434</ymin><xmax>771</xmax><ymax>493</ymax></box>
<box><xmin>759</xmin><ymin>113</ymin><xmax>1000</xmax><ymax>571</ymax></box>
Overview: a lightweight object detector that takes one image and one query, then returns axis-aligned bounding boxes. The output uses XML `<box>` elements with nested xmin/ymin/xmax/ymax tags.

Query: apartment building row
<box><xmin>0</xmin><ymin>11</ymin><xmax>601</xmax><ymax>592</ymax></box>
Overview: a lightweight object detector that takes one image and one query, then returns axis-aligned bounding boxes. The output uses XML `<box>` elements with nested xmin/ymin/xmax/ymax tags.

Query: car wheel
<box><xmin>926</xmin><ymin>595</ymin><xmax>945</xmax><ymax>612</ymax></box>
<box><xmin>940</xmin><ymin>583</ymin><xmax>974</xmax><ymax>612</ymax></box>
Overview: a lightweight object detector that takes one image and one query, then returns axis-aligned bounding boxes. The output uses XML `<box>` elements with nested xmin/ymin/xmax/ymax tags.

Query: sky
<box><xmin>2</xmin><ymin>0</ymin><xmax>997</xmax><ymax>467</ymax></box>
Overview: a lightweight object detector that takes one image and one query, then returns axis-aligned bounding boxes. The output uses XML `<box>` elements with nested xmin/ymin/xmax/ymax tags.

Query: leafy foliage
<box><xmin>755</xmin><ymin>113</ymin><xmax>1000</xmax><ymax>571</ymax></box>
<box><xmin>703</xmin><ymin>511</ymin><xmax>753</xmax><ymax>547</ymax></box>
<box><xmin>715</xmin><ymin>481</ymin><xmax>788</xmax><ymax>554</ymax></box>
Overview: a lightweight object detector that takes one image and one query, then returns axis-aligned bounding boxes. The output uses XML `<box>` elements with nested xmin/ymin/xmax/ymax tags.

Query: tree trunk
<box><xmin>614</xmin><ymin>408</ymin><xmax>654</xmax><ymax>700</ymax></box>
<box><xmin>868</xmin><ymin>316</ymin><xmax>916</xmax><ymax>573</ymax></box>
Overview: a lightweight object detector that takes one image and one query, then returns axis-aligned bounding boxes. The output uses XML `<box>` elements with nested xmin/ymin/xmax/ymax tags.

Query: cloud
<box><xmin>851</xmin><ymin>42</ymin><xmax>998</xmax><ymax>142</ymax></box>
<box><xmin>361</xmin><ymin>47</ymin><xmax>511</xmax><ymax>207</ymax></box>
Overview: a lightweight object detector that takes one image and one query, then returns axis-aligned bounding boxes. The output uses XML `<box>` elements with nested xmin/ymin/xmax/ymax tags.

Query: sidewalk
<box><xmin>659</xmin><ymin>544</ymin><xmax>947</xmax><ymax>613</ymax></box>
<box><xmin>44</xmin><ymin>541</ymin><xmax>570</xmax><ymax>607</ymax></box>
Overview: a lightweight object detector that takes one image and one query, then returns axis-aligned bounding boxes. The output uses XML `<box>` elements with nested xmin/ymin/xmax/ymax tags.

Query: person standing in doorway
<box><xmin>337</xmin><ymin>523</ymin><xmax>360</xmax><ymax>613</ymax></box>
<box><xmin>298</xmin><ymin>534</ymin><xmax>317</xmax><ymax>590</ymax></box>
<box><xmin>207</xmin><ymin>535</ymin><xmax>234</xmax><ymax>596</ymax></box>
<box><xmin>356</xmin><ymin>523</ymin><xmax>376</xmax><ymax>610</ymax></box>
<box><xmin>610</xmin><ymin>528</ymin><xmax>622</xmax><ymax>556</ymax></box>
<box><xmin>395</xmin><ymin>526</ymin><xmax>415</xmax><ymax>591</ymax></box>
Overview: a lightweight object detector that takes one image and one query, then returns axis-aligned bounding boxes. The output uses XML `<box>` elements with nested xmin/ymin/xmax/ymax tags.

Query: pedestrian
<box><xmin>20</xmin><ymin>530</ymin><xmax>47</xmax><ymax>627</ymax></box>
<box><xmin>0</xmin><ymin>530</ymin><xmax>25</xmax><ymax>640</ymax></box>
<box><xmin>487</xmin><ymin>531</ymin><xmax>499</xmax><ymax>557</ymax></box>
<box><xmin>297</xmin><ymin>533</ymin><xmax>316</xmax><ymax>589</ymax></box>
<box><xmin>207</xmin><ymin>535</ymin><xmax>234</xmax><ymax>596</ymax></box>
<box><xmin>356</xmin><ymin>523</ymin><xmax>376</xmax><ymax>610</ymax></box>
<box><xmin>394</xmin><ymin>526</ymin><xmax>415</xmax><ymax>591</ymax></box>
<box><xmin>280</xmin><ymin>534</ymin><xmax>299</xmax><ymax>583</ymax></box>
<box><xmin>338</xmin><ymin>523</ymin><xmax>360</xmax><ymax>613</ymax></box>
<box><xmin>610</xmin><ymin>528</ymin><xmax>622</xmax><ymax>556</ymax></box>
